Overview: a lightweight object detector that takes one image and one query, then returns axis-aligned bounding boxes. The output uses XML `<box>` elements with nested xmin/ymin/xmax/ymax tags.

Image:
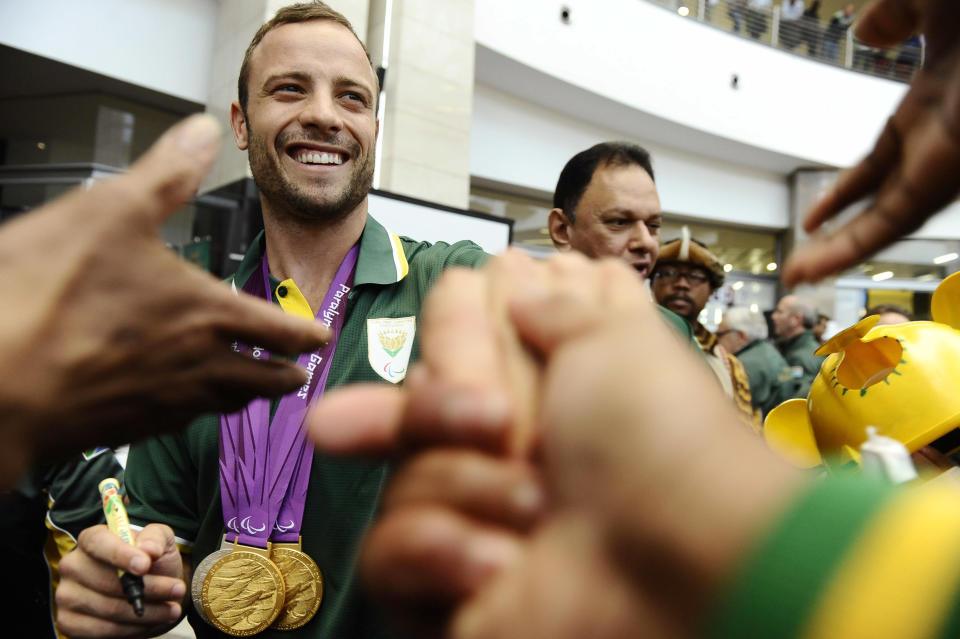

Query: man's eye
<box><xmin>607</xmin><ymin>219</ymin><xmax>629</xmax><ymax>227</ymax></box>
<box><xmin>342</xmin><ymin>92</ymin><xmax>367</xmax><ymax>105</ymax></box>
<box><xmin>275</xmin><ymin>84</ymin><xmax>303</xmax><ymax>94</ymax></box>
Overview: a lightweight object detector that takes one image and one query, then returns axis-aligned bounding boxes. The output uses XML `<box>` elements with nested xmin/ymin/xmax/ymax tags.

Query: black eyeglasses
<box><xmin>653</xmin><ymin>267</ymin><xmax>709</xmax><ymax>285</ymax></box>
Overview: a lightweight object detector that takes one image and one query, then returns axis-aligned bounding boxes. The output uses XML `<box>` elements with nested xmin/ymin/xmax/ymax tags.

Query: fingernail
<box><xmin>466</xmin><ymin>534</ymin><xmax>520</xmax><ymax>580</ymax></box>
<box><xmin>174</xmin><ymin>113</ymin><xmax>220</xmax><ymax>154</ymax></box>
<box><xmin>171</xmin><ymin>581</ymin><xmax>186</xmax><ymax>599</ymax></box>
<box><xmin>169</xmin><ymin>602</ymin><xmax>182</xmax><ymax>620</ymax></box>
<box><xmin>511</xmin><ymin>480</ymin><xmax>545</xmax><ymax>516</ymax></box>
<box><xmin>130</xmin><ymin>555</ymin><xmax>149</xmax><ymax>574</ymax></box>
<box><xmin>442</xmin><ymin>392</ymin><xmax>510</xmax><ymax>430</ymax></box>
<box><xmin>514</xmin><ymin>277</ymin><xmax>548</xmax><ymax>303</ymax></box>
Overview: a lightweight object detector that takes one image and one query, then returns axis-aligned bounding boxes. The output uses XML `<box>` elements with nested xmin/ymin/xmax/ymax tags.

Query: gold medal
<box><xmin>270</xmin><ymin>538</ymin><xmax>323</xmax><ymax>630</ymax></box>
<box><xmin>197</xmin><ymin>541</ymin><xmax>285</xmax><ymax>636</ymax></box>
<box><xmin>191</xmin><ymin>538</ymin><xmax>232</xmax><ymax>626</ymax></box>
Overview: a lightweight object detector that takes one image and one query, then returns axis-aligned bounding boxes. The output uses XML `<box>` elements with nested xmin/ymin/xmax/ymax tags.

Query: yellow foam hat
<box><xmin>765</xmin><ymin>272</ymin><xmax>960</xmax><ymax>468</ymax></box>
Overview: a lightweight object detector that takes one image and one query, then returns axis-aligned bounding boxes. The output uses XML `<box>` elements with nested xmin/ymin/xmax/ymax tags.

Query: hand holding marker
<box><xmin>98</xmin><ymin>478</ymin><xmax>146</xmax><ymax>616</ymax></box>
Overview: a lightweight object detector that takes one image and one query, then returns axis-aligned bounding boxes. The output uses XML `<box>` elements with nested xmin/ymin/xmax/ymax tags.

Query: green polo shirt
<box><xmin>125</xmin><ymin>215</ymin><xmax>487</xmax><ymax>639</ymax></box>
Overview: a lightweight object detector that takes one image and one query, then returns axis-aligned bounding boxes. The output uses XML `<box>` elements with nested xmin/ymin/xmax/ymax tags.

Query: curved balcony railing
<box><xmin>647</xmin><ymin>0</ymin><xmax>924</xmax><ymax>83</ymax></box>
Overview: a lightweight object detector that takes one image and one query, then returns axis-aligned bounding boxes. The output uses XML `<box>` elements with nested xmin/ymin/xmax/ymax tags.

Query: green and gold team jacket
<box><xmin>126</xmin><ymin>216</ymin><xmax>488</xmax><ymax>639</ymax></box>
<box><xmin>706</xmin><ymin>475</ymin><xmax>960</xmax><ymax>639</ymax></box>
<box><xmin>125</xmin><ymin>215</ymin><xmax>696</xmax><ymax>638</ymax></box>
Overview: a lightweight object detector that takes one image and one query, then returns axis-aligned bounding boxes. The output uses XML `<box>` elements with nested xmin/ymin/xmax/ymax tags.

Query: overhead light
<box><xmin>37</xmin><ymin>142</ymin><xmax>46</xmax><ymax>150</ymax></box>
<box><xmin>918</xmin><ymin>273</ymin><xmax>938</xmax><ymax>281</ymax></box>
<box><xmin>766</xmin><ymin>262</ymin><xmax>777</xmax><ymax>271</ymax></box>
<box><xmin>872</xmin><ymin>271</ymin><xmax>894</xmax><ymax>281</ymax></box>
<box><xmin>723</xmin><ymin>263</ymin><xmax>733</xmax><ymax>273</ymax></box>
<box><xmin>731</xmin><ymin>281</ymin><xmax>744</xmax><ymax>290</ymax></box>
<box><xmin>677</xmin><ymin>5</ymin><xmax>689</xmax><ymax>16</ymax></box>
<box><xmin>934</xmin><ymin>252</ymin><xmax>959</xmax><ymax>264</ymax></box>
<box><xmin>749</xmin><ymin>303</ymin><xmax>759</xmax><ymax>312</ymax></box>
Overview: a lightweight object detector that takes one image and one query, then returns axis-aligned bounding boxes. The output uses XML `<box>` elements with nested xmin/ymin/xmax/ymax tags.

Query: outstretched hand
<box><xmin>784</xmin><ymin>0</ymin><xmax>960</xmax><ymax>285</ymax></box>
<box><xmin>311</xmin><ymin>252</ymin><xmax>801</xmax><ymax>639</ymax></box>
<box><xmin>0</xmin><ymin>114</ymin><xmax>330</xmax><ymax>487</ymax></box>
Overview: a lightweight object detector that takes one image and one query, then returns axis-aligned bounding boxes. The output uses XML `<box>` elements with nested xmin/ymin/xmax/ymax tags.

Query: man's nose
<box><xmin>297</xmin><ymin>93</ymin><xmax>343</xmax><ymax>132</ymax></box>
<box><xmin>628</xmin><ymin>222</ymin><xmax>657</xmax><ymax>253</ymax></box>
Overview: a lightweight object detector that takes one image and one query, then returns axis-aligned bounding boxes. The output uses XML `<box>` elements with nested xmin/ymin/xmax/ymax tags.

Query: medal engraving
<box><xmin>270</xmin><ymin>541</ymin><xmax>323</xmax><ymax>630</ymax></box>
<box><xmin>200</xmin><ymin>544</ymin><xmax>285</xmax><ymax>636</ymax></box>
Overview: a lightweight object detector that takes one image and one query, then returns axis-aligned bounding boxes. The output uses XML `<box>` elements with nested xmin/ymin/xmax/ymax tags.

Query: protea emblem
<box><xmin>367</xmin><ymin>317</ymin><xmax>416</xmax><ymax>383</ymax></box>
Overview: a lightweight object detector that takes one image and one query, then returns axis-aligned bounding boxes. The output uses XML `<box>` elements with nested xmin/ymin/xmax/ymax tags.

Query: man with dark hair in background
<box><xmin>813</xmin><ymin>311</ymin><xmax>830</xmax><ymax>343</ymax></box>
<box><xmin>547</xmin><ymin>141</ymin><xmax>694</xmax><ymax>340</ymax></box>
<box><xmin>867</xmin><ymin>303</ymin><xmax>912</xmax><ymax>325</ymax></box>
<box><xmin>651</xmin><ymin>228</ymin><xmax>755</xmax><ymax>426</ymax></box>
<box><xmin>771</xmin><ymin>294</ymin><xmax>824</xmax><ymax>397</ymax></box>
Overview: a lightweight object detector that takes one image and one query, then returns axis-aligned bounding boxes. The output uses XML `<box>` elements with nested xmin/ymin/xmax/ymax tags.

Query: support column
<box><xmin>368</xmin><ymin>0</ymin><xmax>475</xmax><ymax>209</ymax></box>
<box><xmin>789</xmin><ymin>168</ymin><xmax>853</xmax><ymax>322</ymax></box>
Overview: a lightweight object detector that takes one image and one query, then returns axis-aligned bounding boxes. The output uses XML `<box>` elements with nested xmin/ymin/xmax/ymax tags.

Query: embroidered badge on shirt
<box><xmin>367</xmin><ymin>317</ymin><xmax>416</xmax><ymax>384</ymax></box>
<box><xmin>82</xmin><ymin>446</ymin><xmax>110</xmax><ymax>461</ymax></box>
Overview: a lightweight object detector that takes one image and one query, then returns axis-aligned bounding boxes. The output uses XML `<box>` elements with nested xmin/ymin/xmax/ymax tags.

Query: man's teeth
<box><xmin>295</xmin><ymin>151</ymin><xmax>344</xmax><ymax>165</ymax></box>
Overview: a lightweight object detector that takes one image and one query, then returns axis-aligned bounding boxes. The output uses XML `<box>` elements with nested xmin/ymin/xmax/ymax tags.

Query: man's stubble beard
<box><xmin>247</xmin><ymin>128</ymin><xmax>374</xmax><ymax>225</ymax></box>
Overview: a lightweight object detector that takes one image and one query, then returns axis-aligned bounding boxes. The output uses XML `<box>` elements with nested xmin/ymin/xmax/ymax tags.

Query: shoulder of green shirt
<box><xmin>656</xmin><ymin>305</ymin><xmax>698</xmax><ymax>345</ymax></box>
<box><xmin>703</xmin><ymin>476</ymin><xmax>960</xmax><ymax>639</ymax></box>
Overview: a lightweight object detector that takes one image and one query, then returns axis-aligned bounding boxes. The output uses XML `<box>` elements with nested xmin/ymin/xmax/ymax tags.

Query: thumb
<box><xmin>101</xmin><ymin>113</ymin><xmax>221</xmax><ymax>226</ymax></box>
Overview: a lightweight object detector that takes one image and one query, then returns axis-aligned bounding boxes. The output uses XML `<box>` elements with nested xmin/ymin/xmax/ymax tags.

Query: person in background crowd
<box><xmin>867</xmin><ymin>303</ymin><xmax>913</xmax><ymax>325</ymax></box>
<box><xmin>779</xmin><ymin>0</ymin><xmax>805</xmax><ymax>49</ymax></box>
<box><xmin>800</xmin><ymin>0</ymin><xmax>822</xmax><ymax>56</ymax></box>
<box><xmin>728</xmin><ymin>0</ymin><xmax>747</xmax><ymax>33</ymax></box>
<box><xmin>745</xmin><ymin>0</ymin><xmax>772</xmax><ymax>39</ymax></box>
<box><xmin>717</xmin><ymin>307</ymin><xmax>797</xmax><ymax>420</ymax></box>
<box><xmin>771</xmin><ymin>294</ymin><xmax>824</xmax><ymax>397</ymax></box>
<box><xmin>894</xmin><ymin>34</ymin><xmax>923</xmax><ymax>81</ymax></box>
<box><xmin>813</xmin><ymin>311</ymin><xmax>830</xmax><ymax>343</ymax></box>
<box><xmin>822</xmin><ymin>2</ymin><xmax>855</xmax><ymax>61</ymax></box>
<box><xmin>651</xmin><ymin>230</ymin><xmax>755</xmax><ymax>425</ymax></box>
<box><xmin>546</xmin><ymin>142</ymin><xmax>695</xmax><ymax>341</ymax></box>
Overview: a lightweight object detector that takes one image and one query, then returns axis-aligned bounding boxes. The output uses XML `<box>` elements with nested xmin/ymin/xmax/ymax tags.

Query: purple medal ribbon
<box><xmin>219</xmin><ymin>244</ymin><xmax>358</xmax><ymax>547</ymax></box>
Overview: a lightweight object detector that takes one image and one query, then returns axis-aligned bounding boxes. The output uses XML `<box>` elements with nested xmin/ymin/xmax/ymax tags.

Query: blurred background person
<box><xmin>867</xmin><ymin>303</ymin><xmax>913</xmax><ymax>325</ymax></box>
<box><xmin>822</xmin><ymin>2</ymin><xmax>855</xmax><ymax>61</ymax></box>
<box><xmin>771</xmin><ymin>294</ymin><xmax>824</xmax><ymax>397</ymax></box>
<box><xmin>717</xmin><ymin>307</ymin><xmax>797</xmax><ymax>420</ymax></box>
<box><xmin>651</xmin><ymin>229</ymin><xmax>754</xmax><ymax>425</ymax></box>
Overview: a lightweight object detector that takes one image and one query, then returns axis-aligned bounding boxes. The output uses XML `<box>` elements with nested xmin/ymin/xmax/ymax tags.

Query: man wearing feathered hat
<box><xmin>651</xmin><ymin>227</ymin><xmax>756</xmax><ymax>426</ymax></box>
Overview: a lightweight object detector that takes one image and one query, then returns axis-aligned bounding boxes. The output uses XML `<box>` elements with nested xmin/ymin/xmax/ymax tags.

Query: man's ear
<box><xmin>548</xmin><ymin>208</ymin><xmax>574</xmax><ymax>253</ymax></box>
<box><xmin>230</xmin><ymin>101</ymin><xmax>249</xmax><ymax>151</ymax></box>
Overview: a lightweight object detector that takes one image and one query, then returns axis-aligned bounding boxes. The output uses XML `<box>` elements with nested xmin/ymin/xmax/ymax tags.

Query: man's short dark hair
<box><xmin>553</xmin><ymin>142</ymin><xmax>655</xmax><ymax>223</ymax></box>
<box><xmin>866</xmin><ymin>304</ymin><xmax>913</xmax><ymax>321</ymax></box>
<box><xmin>238</xmin><ymin>1</ymin><xmax>376</xmax><ymax>117</ymax></box>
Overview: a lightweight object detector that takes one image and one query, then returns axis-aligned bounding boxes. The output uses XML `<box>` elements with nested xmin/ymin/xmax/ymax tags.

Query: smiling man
<box><xmin>55</xmin><ymin>4</ymin><xmax>487</xmax><ymax>639</ymax></box>
<box><xmin>548</xmin><ymin>142</ymin><xmax>693</xmax><ymax>340</ymax></box>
